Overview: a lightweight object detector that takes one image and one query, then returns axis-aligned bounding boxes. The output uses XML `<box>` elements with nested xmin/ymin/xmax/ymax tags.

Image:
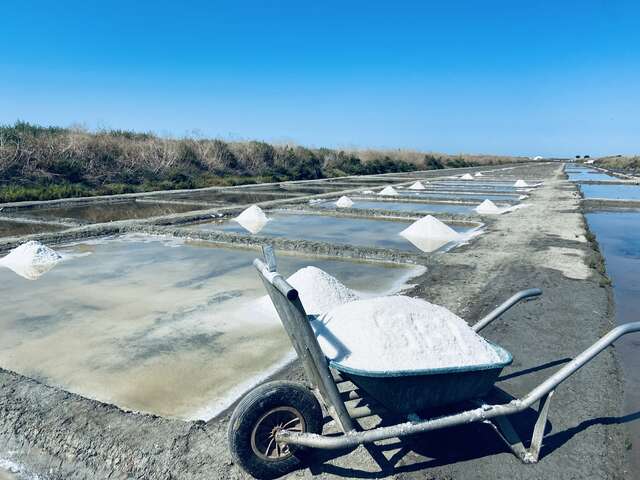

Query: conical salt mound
<box><xmin>514</xmin><ymin>179</ymin><xmax>529</xmax><ymax>187</ymax></box>
<box><xmin>399</xmin><ymin>215</ymin><xmax>462</xmax><ymax>253</ymax></box>
<box><xmin>460</xmin><ymin>173</ymin><xmax>474</xmax><ymax>180</ymax></box>
<box><xmin>475</xmin><ymin>199</ymin><xmax>502</xmax><ymax>214</ymax></box>
<box><xmin>335</xmin><ymin>195</ymin><xmax>354</xmax><ymax>208</ymax></box>
<box><xmin>379</xmin><ymin>186</ymin><xmax>399</xmax><ymax>196</ymax></box>
<box><xmin>408</xmin><ymin>181</ymin><xmax>426</xmax><ymax>190</ymax></box>
<box><xmin>400</xmin><ymin>215</ymin><xmax>462</xmax><ymax>240</ymax></box>
<box><xmin>256</xmin><ymin>266</ymin><xmax>361</xmax><ymax>316</ymax></box>
<box><xmin>234</xmin><ymin>205</ymin><xmax>270</xmax><ymax>234</ymax></box>
<box><xmin>0</xmin><ymin>241</ymin><xmax>62</xmax><ymax>280</ymax></box>
<box><xmin>474</xmin><ymin>172</ymin><xmax>484</xmax><ymax>177</ymax></box>
<box><xmin>401</xmin><ymin>235</ymin><xmax>453</xmax><ymax>253</ymax></box>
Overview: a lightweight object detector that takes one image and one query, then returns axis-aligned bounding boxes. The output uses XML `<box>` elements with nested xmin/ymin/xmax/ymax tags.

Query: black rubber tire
<box><xmin>227</xmin><ymin>381</ymin><xmax>323</xmax><ymax>479</ymax></box>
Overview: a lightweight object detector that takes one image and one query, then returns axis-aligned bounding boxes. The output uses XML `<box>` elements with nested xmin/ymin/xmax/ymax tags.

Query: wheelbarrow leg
<box><xmin>484</xmin><ymin>390</ymin><xmax>554</xmax><ymax>464</ymax></box>
<box><xmin>526</xmin><ymin>390</ymin><xmax>554</xmax><ymax>462</ymax></box>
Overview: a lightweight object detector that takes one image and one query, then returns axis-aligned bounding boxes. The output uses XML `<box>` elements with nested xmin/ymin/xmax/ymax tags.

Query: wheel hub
<box><xmin>251</xmin><ymin>406</ymin><xmax>305</xmax><ymax>461</ymax></box>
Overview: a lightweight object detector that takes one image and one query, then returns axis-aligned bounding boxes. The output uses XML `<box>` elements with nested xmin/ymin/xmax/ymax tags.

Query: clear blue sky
<box><xmin>1</xmin><ymin>1</ymin><xmax>638</xmax><ymax>157</ymax></box>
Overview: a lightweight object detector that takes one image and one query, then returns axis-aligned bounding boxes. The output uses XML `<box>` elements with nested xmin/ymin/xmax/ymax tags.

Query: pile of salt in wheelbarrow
<box><xmin>228</xmin><ymin>246</ymin><xmax>640</xmax><ymax>479</ymax></box>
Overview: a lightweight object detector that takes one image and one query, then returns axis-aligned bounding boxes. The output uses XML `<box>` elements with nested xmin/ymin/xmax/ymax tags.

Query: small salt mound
<box><xmin>256</xmin><ymin>266</ymin><xmax>360</xmax><ymax>316</ymax></box>
<box><xmin>460</xmin><ymin>173</ymin><xmax>474</xmax><ymax>180</ymax></box>
<box><xmin>234</xmin><ymin>205</ymin><xmax>270</xmax><ymax>234</ymax></box>
<box><xmin>475</xmin><ymin>199</ymin><xmax>502</xmax><ymax>215</ymax></box>
<box><xmin>408</xmin><ymin>181</ymin><xmax>426</xmax><ymax>190</ymax></box>
<box><xmin>474</xmin><ymin>172</ymin><xmax>484</xmax><ymax>177</ymax></box>
<box><xmin>379</xmin><ymin>186</ymin><xmax>399</xmax><ymax>196</ymax></box>
<box><xmin>475</xmin><ymin>200</ymin><xmax>530</xmax><ymax>216</ymax></box>
<box><xmin>514</xmin><ymin>179</ymin><xmax>529</xmax><ymax>188</ymax></box>
<box><xmin>400</xmin><ymin>215</ymin><xmax>461</xmax><ymax>242</ymax></box>
<box><xmin>311</xmin><ymin>296</ymin><xmax>503</xmax><ymax>372</ymax></box>
<box><xmin>399</xmin><ymin>215</ymin><xmax>463</xmax><ymax>253</ymax></box>
<box><xmin>0</xmin><ymin>241</ymin><xmax>62</xmax><ymax>280</ymax></box>
<box><xmin>335</xmin><ymin>196</ymin><xmax>354</xmax><ymax>208</ymax></box>
<box><xmin>361</xmin><ymin>190</ymin><xmax>375</xmax><ymax>194</ymax></box>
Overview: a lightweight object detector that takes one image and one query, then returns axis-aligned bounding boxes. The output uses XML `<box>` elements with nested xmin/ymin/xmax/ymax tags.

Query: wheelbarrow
<box><xmin>228</xmin><ymin>246</ymin><xmax>640</xmax><ymax>479</ymax></box>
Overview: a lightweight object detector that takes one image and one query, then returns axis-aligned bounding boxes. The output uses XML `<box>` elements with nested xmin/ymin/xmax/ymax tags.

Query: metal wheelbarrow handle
<box><xmin>278</xmin><ymin>320</ymin><xmax>640</xmax><ymax>452</ymax></box>
<box><xmin>472</xmin><ymin>288</ymin><xmax>543</xmax><ymax>333</ymax></box>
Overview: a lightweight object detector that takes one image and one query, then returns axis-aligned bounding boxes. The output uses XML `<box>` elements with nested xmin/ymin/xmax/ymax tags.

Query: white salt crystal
<box><xmin>408</xmin><ymin>181</ymin><xmax>426</xmax><ymax>190</ymax></box>
<box><xmin>475</xmin><ymin>199</ymin><xmax>503</xmax><ymax>215</ymax></box>
<box><xmin>0</xmin><ymin>241</ymin><xmax>62</xmax><ymax>280</ymax></box>
<box><xmin>379</xmin><ymin>186</ymin><xmax>399</xmax><ymax>196</ymax></box>
<box><xmin>311</xmin><ymin>295</ymin><xmax>503</xmax><ymax>372</ymax></box>
<box><xmin>335</xmin><ymin>196</ymin><xmax>354</xmax><ymax>208</ymax></box>
<box><xmin>234</xmin><ymin>205</ymin><xmax>270</xmax><ymax>234</ymax></box>
<box><xmin>476</xmin><ymin>199</ymin><xmax>530</xmax><ymax>215</ymax></box>
<box><xmin>399</xmin><ymin>215</ymin><xmax>463</xmax><ymax>253</ymax></box>
<box><xmin>399</xmin><ymin>215</ymin><xmax>461</xmax><ymax>242</ymax></box>
<box><xmin>257</xmin><ymin>266</ymin><xmax>360</xmax><ymax>316</ymax></box>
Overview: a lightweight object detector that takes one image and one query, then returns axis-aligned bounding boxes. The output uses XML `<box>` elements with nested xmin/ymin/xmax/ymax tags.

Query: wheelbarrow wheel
<box><xmin>228</xmin><ymin>381</ymin><xmax>323</xmax><ymax>479</ymax></box>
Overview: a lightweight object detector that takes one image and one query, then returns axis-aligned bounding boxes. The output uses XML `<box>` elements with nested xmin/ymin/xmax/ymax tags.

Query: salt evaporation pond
<box><xmin>276</xmin><ymin>185</ymin><xmax>356</xmax><ymax>195</ymax></box>
<box><xmin>580</xmin><ymin>184</ymin><xmax>640</xmax><ymax>201</ymax></box>
<box><xmin>324</xmin><ymin>177</ymin><xmax>398</xmax><ymax>185</ymax></box>
<box><xmin>585</xmin><ymin>210</ymin><xmax>640</xmax><ymax>471</ymax></box>
<box><xmin>398</xmin><ymin>191</ymin><xmax>520</xmax><ymax>202</ymax></box>
<box><xmin>316</xmin><ymin>199</ymin><xmax>476</xmax><ymax>215</ymax></box>
<box><xmin>0</xmin><ymin>219</ymin><xmax>66</xmax><ymax>238</ymax></box>
<box><xmin>0</xmin><ymin>234</ymin><xmax>423</xmax><ymax>420</ymax></box>
<box><xmin>150</xmin><ymin>190</ymin><xmax>304</xmax><ymax>204</ymax></box>
<box><xmin>428</xmin><ymin>181</ymin><xmax>520</xmax><ymax>192</ymax></box>
<box><xmin>193</xmin><ymin>211</ymin><xmax>474</xmax><ymax>253</ymax></box>
<box><xmin>242</xmin><ymin>184</ymin><xmax>356</xmax><ymax>194</ymax></box>
<box><xmin>566</xmin><ymin>167</ymin><xmax>618</xmax><ymax>182</ymax></box>
<box><xmin>10</xmin><ymin>200</ymin><xmax>204</xmax><ymax>224</ymax></box>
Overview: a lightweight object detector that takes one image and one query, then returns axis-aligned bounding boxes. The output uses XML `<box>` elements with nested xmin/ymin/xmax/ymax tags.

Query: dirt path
<box><xmin>0</xmin><ymin>163</ymin><xmax>632</xmax><ymax>479</ymax></box>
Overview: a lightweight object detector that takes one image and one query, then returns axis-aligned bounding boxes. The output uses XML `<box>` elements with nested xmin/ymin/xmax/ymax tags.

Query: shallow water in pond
<box><xmin>0</xmin><ymin>234</ymin><xmax>422</xmax><ymax>420</ymax></box>
<box><xmin>324</xmin><ymin>177</ymin><xmax>398</xmax><ymax>184</ymax></box>
<box><xmin>277</xmin><ymin>185</ymin><xmax>355</xmax><ymax>194</ymax></box>
<box><xmin>12</xmin><ymin>200</ymin><xmax>204</xmax><ymax>224</ymax></box>
<box><xmin>398</xmin><ymin>191</ymin><xmax>521</xmax><ymax>202</ymax></box>
<box><xmin>193</xmin><ymin>211</ymin><xmax>474</xmax><ymax>253</ymax></box>
<box><xmin>240</xmin><ymin>184</ymin><xmax>350</xmax><ymax>194</ymax></box>
<box><xmin>585</xmin><ymin>211</ymin><xmax>640</xmax><ymax>472</ymax></box>
<box><xmin>428</xmin><ymin>181</ymin><xmax>521</xmax><ymax>192</ymax></box>
<box><xmin>0</xmin><ymin>219</ymin><xmax>66</xmax><ymax>238</ymax></box>
<box><xmin>150</xmin><ymin>190</ymin><xmax>304</xmax><ymax>204</ymax></box>
<box><xmin>580</xmin><ymin>184</ymin><xmax>640</xmax><ymax>200</ymax></box>
<box><xmin>566</xmin><ymin>167</ymin><xmax>618</xmax><ymax>182</ymax></box>
<box><xmin>316</xmin><ymin>199</ymin><xmax>477</xmax><ymax>215</ymax></box>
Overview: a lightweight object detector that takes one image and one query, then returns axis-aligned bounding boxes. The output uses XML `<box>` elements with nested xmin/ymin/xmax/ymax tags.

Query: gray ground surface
<box><xmin>0</xmin><ymin>163</ymin><xmax>633</xmax><ymax>479</ymax></box>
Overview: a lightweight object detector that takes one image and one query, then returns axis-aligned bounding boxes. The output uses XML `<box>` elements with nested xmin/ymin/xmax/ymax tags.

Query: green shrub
<box><xmin>424</xmin><ymin>154</ymin><xmax>444</xmax><ymax>169</ymax></box>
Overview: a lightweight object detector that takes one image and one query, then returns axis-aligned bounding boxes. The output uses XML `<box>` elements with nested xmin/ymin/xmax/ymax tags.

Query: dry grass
<box><xmin>0</xmin><ymin>121</ymin><xmax>526</xmax><ymax>201</ymax></box>
<box><xmin>594</xmin><ymin>155</ymin><xmax>640</xmax><ymax>173</ymax></box>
